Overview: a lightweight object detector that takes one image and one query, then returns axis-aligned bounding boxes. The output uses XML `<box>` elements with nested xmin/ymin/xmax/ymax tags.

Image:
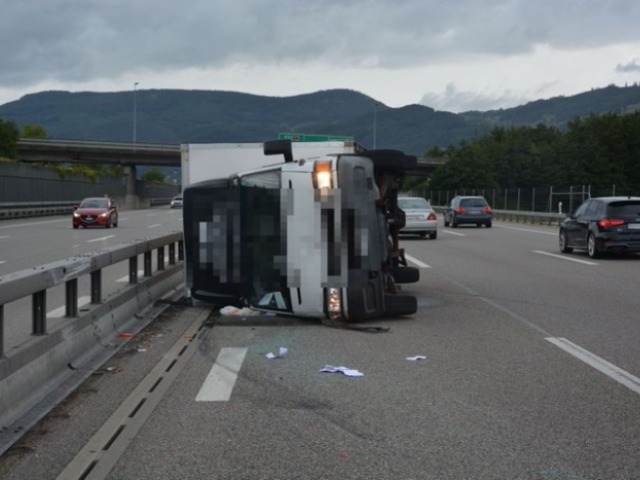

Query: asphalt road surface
<box><xmin>1</xmin><ymin>219</ymin><xmax>640</xmax><ymax>479</ymax></box>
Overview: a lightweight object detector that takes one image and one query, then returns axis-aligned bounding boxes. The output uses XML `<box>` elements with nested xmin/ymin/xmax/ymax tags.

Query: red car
<box><xmin>72</xmin><ymin>197</ymin><xmax>119</xmax><ymax>229</ymax></box>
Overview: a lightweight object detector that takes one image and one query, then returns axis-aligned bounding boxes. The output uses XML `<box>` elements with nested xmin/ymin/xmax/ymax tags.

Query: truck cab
<box><xmin>183</xmin><ymin>140</ymin><xmax>419</xmax><ymax>322</ymax></box>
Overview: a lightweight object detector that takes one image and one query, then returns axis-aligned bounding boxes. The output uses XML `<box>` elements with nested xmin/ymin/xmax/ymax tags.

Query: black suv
<box><xmin>559</xmin><ymin>196</ymin><xmax>640</xmax><ymax>258</ymax></box>
<box><xmin>444</xmin><ymin>196</ymin><xmax>492</xmax><ymax>228</ymax></box>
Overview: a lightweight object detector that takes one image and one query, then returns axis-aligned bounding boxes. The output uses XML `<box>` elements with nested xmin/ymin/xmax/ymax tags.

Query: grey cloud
<box><xmin>420</xmin><ymin>83</ymin><xmax>530</xmax><ymax>112</ymax></box>
<box><xmin>2</xmin><ymin>0</ymin><xmax>640</xmax><ymax>88</ymax></box>
<box><xmin>616</xmin><ymin>60</ymin><xmax>640</xmax><ymax>73</ymax></box>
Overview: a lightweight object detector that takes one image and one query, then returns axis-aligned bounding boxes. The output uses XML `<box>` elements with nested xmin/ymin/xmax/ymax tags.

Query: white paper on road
<box><xmin>220</xmin><ymin>306</ymin><xmax>259</xmax><ymax>316</ymax></box>
<box><xmin>320</xmin><ymin>365</ymin><xmax>364</xmax><ymax>377</ymax></box>
<box><xmin>406</xmin><ymin>355</ymin><xmax>427</xmax><ymax>361</ymax></box>
<box><xmin>266</xmin><ymin>347</ymin><xmax>288</xmax><ymax>359</ymax></box>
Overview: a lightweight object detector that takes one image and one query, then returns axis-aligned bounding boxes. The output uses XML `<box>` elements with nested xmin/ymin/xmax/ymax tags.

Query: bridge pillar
<box><xmin>124</xmin><ymin>164</ymin><xmax>139</xmax><ymax>209</ymax></box>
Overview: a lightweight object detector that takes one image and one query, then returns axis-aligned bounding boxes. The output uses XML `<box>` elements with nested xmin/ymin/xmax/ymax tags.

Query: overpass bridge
<box><xmin>16</xmin><ymin>138</ymin><xmax>444</xmax><ymax>203</ymax></box>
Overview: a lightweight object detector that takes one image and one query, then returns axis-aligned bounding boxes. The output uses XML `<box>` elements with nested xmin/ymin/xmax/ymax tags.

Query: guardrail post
<box><xmin>91</xmin><ymin>270</ymin><xmax>102</xmax><ymax>304</ymax></box>
<box><xmin>144</xmin><ymin>251</ymin><xmax>152</xmax><ymax>277</ymax></box>
<box><xmin>157</xmin><ymin>246</ymin><xmax>165</xmax><ymax>271</ymax></box>
<box><xmin>32</xmin><ymin>290</ymin><xmax>47</xmax><ymax>335</ymax></box>
<box><xmin>129</xmin><ymin>256</ymin><xmax>138</xmax><ymax>284</ymax></box>
<box><xmin>169</xmin><ymin>243</ymin><xmax>176</xmax><ymax>266</ymax></box>
<box><xmin>65</xmin><ymin>278</ymin><xmax>78</xmax><ymax>317</ymax></box>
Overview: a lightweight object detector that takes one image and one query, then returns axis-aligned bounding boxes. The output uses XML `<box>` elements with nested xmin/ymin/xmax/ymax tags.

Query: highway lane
<box><xmin>0</xmin><ymin>207</ymin><xmax>183</xmax><ymax>275</ymax></box>
<box><xmin>0</xmin><ymin>207</ymin><xmax>184</xmax><ymax>350</ymax></box>
<box><xmin>2</xmin><ymin>219</ymin><xmax>640</xmax><ymax>479</ymax></box>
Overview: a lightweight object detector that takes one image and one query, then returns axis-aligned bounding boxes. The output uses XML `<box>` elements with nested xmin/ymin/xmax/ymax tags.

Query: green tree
<box><xmin>142</xmin><ymin>167</ymin><xmax>166</xmax><ymax>183</ymax></box>
<box><xmin>21</xmin><ymin>123</ymin><xmax>48</xmax><ymax>138</ymax></box>
<box><xmin>0</xmin><ymin>117</ymin><xmax>19</xmax><ymax>158</ymax></box>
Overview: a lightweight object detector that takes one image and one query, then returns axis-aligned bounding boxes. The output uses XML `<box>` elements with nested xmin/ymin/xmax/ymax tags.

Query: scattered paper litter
<box><xmin>320</xmin><ymin>365</ymin><xmax>364</xmax><ymax>377</ymax></box>
<box><xmin>266</xmin><ymin>347</ymin><xmax>288</xmax><ymax>359</ymax></box>
<box><xmin>220</xmin><ymin>306</ymin><xmax>260</xmax><ymax>316</ymax></box>
<box><xmin>406</xmin><ymin>355</ymin><xmax>427</xmax><ymax>361</ymax></box>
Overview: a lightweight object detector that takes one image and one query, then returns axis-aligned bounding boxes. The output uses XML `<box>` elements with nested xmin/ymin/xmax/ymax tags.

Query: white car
<box><xmin>170</xmin><ymin>196</ymin><xmax>183</xmax><ymax>208</ymax></box>
<box><xmin>398</xmin><ymin>197</ymin><xmax>438</xmax><ymax>239</ymax></box>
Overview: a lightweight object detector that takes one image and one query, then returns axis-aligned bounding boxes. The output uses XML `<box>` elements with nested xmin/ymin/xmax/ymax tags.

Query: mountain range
<box><xmin>1</xmin><ymin>84</ymin><xmax>640</xmax><ymax>156</ymax></box>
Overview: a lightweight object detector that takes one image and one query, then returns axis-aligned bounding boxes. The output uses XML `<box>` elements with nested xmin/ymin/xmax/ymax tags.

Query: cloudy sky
<box><xmin>1</xmin><ymin>0</ymin><xmax>640</xmax><ymax>112</ymax></box>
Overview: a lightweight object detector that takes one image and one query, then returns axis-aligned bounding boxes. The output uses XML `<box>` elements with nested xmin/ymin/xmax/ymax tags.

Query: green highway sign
<box><xmin>278</xmin><ymin>132</ymin><xmax>354</xmax><ymax>142</ymax></box>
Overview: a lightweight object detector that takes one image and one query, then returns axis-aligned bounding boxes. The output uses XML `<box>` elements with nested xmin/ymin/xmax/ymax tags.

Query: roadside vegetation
<box><xmin>406</xmin><ymin>111</ymin><xmax>640</xmax><ymax>197</ymax></box>
<box><xmin>4</xmin><ymin>109</ymin><xmax>639</xmax><ymax>194</ymax></box>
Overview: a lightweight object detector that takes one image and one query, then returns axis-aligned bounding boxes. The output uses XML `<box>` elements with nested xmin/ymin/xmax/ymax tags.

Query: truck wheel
<box><xmin>392</xmin><ymin>266</ymin><xmax>419</xmax><ymax>284</ymax></box>
<box><xmin>367</xmin><ymin>150</ymin><xmax>417</xmax><ymax>172</ymax></box>
<box><xmin>384</xmin><ymin>294</ymin><xmax>417</xmax><ymax>317</ymax></box>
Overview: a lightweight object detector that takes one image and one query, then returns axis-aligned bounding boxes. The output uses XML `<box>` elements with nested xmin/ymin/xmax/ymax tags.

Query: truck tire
<box><xmin>384</xmin><ymin>294</ymin><xmax>418</xmax><ymax>317</ymax></box>
<box><xmin>366</xmin><ymin>150</ymin><xmax>417</xmax><ymax>172</ymax></box>
<box><xmin>392</xmin><ymin>266</ymin><xmax>420</xmax><ymax>284</ymax></box>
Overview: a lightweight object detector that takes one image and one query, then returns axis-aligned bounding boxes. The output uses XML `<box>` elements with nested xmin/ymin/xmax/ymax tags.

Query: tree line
<box><xmin>408</xmin><ymin>111</ymin><xmax>640</xmax><ymax>197</ymax></box>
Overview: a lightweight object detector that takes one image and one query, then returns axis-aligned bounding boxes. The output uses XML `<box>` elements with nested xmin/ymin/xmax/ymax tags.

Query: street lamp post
<box><xmin>133</xmin><ymin>82</ymin><xmax>139</xmax><ymax>144</ymax></box>
<box><xmin>373</xmin><ymin>103</ymin><xmax>378</xmax><ymax>149</ymax></box>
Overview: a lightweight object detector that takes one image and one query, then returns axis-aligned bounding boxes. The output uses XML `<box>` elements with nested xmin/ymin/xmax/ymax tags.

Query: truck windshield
<box><xmin>240</xmin><ymin>170</ymin><xmax>291</xmax><ymax>313</ymax></box>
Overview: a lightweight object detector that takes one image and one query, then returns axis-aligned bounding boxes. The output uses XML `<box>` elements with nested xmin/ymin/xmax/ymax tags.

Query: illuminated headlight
<box><xmin>73</xmin><ymin>212</ymin><xmax>80</xmax><ymax>218</ymax></box>
<box><xmin>316</xmin><ymin>171</ymin><xmax>332</xmax><ymax>189</ymax></box>
<box><xmin>99</xmin><ymin>212</ymin><xmax>109</xmax><ymax>218</ymax></box>
<box><xmin>313</xmin><ymin>160</ymin><xmax>333</xmax><ymax>189</ymax></box>
<box><xmin>327</xmin><ymin>287</ymin><xmax>342</xmax><ymax>319</ymax></box>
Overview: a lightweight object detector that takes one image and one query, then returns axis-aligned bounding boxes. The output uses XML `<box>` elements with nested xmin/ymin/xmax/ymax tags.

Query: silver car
<box><xmin>398</xmin><ymin>197</ymin><xmax>438</xmax><ymax>239</ymax></box>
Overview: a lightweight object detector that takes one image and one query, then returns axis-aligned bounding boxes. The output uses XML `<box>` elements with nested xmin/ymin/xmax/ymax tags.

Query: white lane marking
<box><xmin>0</xmin><ymin>261</ymin><xmax>6</xmax><ymax>265</ymax></box>
<box><xmin>0</xmin><ymin>235</ymin><xmax>9</xmax><ymax>240</ymax></box>
<box><xmin>47</xmin><ymin>296</ymin><xmax>91</xmax><ymax>318</ymax></box>
<box><xmin>533</xmin><ymin>250</ymin><xmax>597</xmax><ymax>266</ymax></box>
<box><xmin>0</xmin><ymin>218</ymin><xmax>67</xmax><ymax>229</ymax></box>
<box><xmin>117</xmin><ymin>271</ymin><xmax>145</xmax><ymax>282</ymax></box>
<box><xmin>148</xmin><ymin>223</ymin><xmax>162</xmax><ymax>229</ymax></box>
<box><xmin>442</xmin><ymin>229</ymin><xmax>465</xmax><ymax>236</ymax></box>
<box><xmin>547</xmin><ymin>338</ymin><xmax>640</xmax><ymax>396</ymax></box>
<box><xmin>405</xmin><ymin>254</ymin><xmax>431</xmax><ymax>268</ymax></box>
<box><xmin>196</xmin><ymin>347</ymin><xmax>248</xmax><ymax>402</ymax></box>
<box><xmin>87</xmin><ymin>235</ymin><xmax>116</xmax><ymax>243</ymax></box>
<box><xmin>499</xmin><ymin>225</ymin><xmax>557</xmax><ymax>235</ymax></box>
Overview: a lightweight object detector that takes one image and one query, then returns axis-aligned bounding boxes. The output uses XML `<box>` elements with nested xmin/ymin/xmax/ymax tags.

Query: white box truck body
<box><xmin>181</xmin><ymin>141</ymin><xmax>362</xmax><ymax>188</ymax></box>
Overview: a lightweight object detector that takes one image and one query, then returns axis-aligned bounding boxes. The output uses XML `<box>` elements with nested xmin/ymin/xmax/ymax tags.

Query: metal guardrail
<box><xmin>492</xmin><ymin>209</ymin><xmax>566</xmax><ymax>226</ymax></box>
<box><xmin>433</xmin><ymin>207</ymin><xmax>566</xmax><ymax>226</ymax></box>
<box><xmin>0</xmin><ymin>232</ymin><xmax>185</xmax><ymax>440</ymax></box>
<box><xmin>0</xmin><ymin>201</ymin><xmax>79</xmax><ymax>219</ymax></box>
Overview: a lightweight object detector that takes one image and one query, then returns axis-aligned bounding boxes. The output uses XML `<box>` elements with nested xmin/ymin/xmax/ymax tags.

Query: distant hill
<box><xmin>2</xmin><ymin>85</ymin><xmax>640</xmax><ymax>156</ymax></box>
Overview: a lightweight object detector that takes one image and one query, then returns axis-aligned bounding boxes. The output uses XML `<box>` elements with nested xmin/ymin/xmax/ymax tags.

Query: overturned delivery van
<box><xmin>183</xmin><ymin>140</ymin><xmax>420</xmax><ymax>323</ymax></box>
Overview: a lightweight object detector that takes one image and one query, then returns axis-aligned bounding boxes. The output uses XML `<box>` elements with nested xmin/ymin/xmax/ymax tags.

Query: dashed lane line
<box><xmin>87</xmin><ymin>235</ymin><xmax>116</xmax><ymax>243</ymax></box>
<box><xmin>196</xmin><ymin>347</ymin><xmax>248</xmax><ymax>402</ymax></box>
<box><xmin>404</xmin><ymin>254</ymin><xmax>431</xmax><ymax>269</ymax></box>
<box><xmin>47</xmin><ymin>296</ymin><xmax>91</xmax><ymax>318</ymax></box>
